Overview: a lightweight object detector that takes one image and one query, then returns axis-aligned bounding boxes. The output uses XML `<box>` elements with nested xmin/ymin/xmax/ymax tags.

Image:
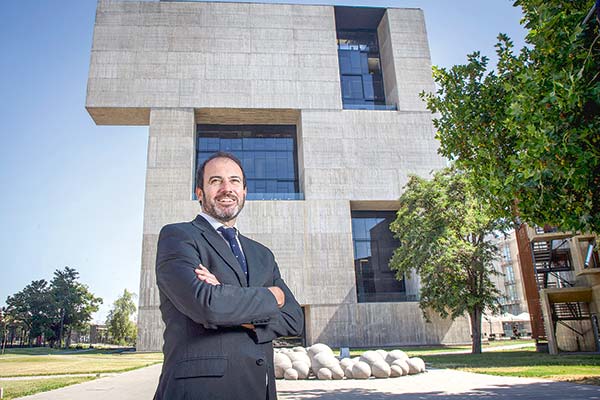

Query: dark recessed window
<box><xmin>335</xmin><ymin>6</ymin><xmax>393</xmax><ymax>110</ymax></box>
<box><xmin>352</xmin><ymin>211</ymin><xmax>406</xmax><ymax>303</ymax></box>
<box><xmin>337</xmin><ymin>30</ymin><xmax>386</xmax><ymax>110</ymax></box>
<box><xmin>196</xmin><ymin>124</ymin><xmax>302</xmax><ymax>200</ymax></box>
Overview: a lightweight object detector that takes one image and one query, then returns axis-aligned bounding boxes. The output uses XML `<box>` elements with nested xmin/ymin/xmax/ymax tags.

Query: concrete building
<box><xmin>484</xmin><ymin>232</ymin><xmax>531</xmax><ymax>338</ymax></box>
<box><xmin>86</xmin><ymin>0</ymin><xmax>471</xmax><ymax>351</ymax></box>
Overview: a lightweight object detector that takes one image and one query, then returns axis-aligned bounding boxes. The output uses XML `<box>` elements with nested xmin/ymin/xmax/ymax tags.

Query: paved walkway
<box><xmin>11</xmin><ymin>363</ymin><xmax>600</xmax><ymax>400</ymax></box>
<box><xmin>12</xmin><ymin>364</ymin><xmax>162</xmax><ymax>400</ymax></box>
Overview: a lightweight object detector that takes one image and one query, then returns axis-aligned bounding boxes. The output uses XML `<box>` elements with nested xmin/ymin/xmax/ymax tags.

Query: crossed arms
<box><xmin>156</xmin><ymin>224</ymin><xmax>303</xmax><ymax>341</ymax></box>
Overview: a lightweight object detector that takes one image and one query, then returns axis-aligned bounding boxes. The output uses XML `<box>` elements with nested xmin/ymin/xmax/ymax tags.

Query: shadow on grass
<box><xmin>278</xmin><ymin>380</ymin><xmax>600</xmax><ymax>399</ymax></box>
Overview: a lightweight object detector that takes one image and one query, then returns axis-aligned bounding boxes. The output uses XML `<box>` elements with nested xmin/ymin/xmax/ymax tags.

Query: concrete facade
<box><xmin>87</xmin><ymin>0</ymin><xmax>471</xmax><ymax>352</ymax></box>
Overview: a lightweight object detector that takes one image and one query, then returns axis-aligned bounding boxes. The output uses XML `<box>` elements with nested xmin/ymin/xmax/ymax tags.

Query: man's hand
<box><xmin>195</xmin><ymin>265</ymin><xmax>221</xmax><ymax>286</ymax></box>
<box><xmin>268</xmin><ymin>286</ymin><xmax>285</xmax><ymax>308</ymax></box>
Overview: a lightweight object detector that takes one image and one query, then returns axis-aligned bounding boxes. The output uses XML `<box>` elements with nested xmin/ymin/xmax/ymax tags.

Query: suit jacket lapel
<box><xmin>191</xmin><ymin>215</ymin><xmax>247</xmax><ymax>287</ymax></box>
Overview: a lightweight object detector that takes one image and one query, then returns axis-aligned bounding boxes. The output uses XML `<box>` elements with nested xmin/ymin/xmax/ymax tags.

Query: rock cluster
<box><xmin>273</xmin><ymin>343</ymin><xmax>426</xmax><ymax>380</ymax></box>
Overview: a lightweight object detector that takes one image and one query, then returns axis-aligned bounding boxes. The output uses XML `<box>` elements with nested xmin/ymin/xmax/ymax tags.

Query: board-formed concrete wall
<box><xmin>87</xmin><ymin>0</ymin><xmax>471</xmax><ymax>352</ymax></box>
<box><xmin>308</xmin><ymin>303</ymin><xmax>471</xmax><ymax>347</ymax></box>
<box><xmin>87</xmin><ymin>0</ymin><xmax>342</xmax><ymax>125</ymax></box>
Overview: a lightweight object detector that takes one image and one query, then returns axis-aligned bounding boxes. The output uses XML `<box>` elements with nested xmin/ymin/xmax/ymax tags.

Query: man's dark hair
<box><xmin>195</xmin><ymin>151</ymin><xmax>247</xmax><ymax>190</ymax></box>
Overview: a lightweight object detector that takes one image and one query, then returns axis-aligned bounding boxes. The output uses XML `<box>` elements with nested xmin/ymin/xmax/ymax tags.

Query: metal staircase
<box><xmin>530</xmin><ymin>228</ymin><xmax>593</xmax><ymax>351</ymax></box>
<box><xmin>531</xmin><ymin>238</ymin><xmax>575</xmax><ymax>289</ymax></box>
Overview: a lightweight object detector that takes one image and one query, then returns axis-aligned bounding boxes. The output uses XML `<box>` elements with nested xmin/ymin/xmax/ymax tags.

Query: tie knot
<box><xmin>218</xmin><ymin>226</ymin><xmax>237</xmax><ymax>241</ymax></box>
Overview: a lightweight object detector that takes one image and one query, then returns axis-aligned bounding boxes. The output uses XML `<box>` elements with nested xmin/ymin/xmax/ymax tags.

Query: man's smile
<box><xmin>216</xmin><ymin>196</ymin><xmax>237</xmax><ymax>206</ymax></box>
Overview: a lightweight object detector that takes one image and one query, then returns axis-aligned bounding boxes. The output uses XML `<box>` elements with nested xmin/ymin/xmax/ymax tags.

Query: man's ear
<box><xmin>195</xmin><ymin>187</ymin><xmax>203</xmax><ymax>202</ymax></box>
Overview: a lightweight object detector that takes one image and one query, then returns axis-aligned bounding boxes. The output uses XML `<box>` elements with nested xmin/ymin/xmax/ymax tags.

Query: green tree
<box><xmin>49</xmin><ymin>267</ymin><xmax>102</xmax><ymax>348</ymax></box>
<box><xmin>423</xmin><ymin>0</ymin><xmax>600</xmax><ymax>233</ymax></box>
<box><xmin>0</xmin><ymin>305</ymin><xmax>12</xmax><ymax>353</ymax></box>
<box><xmin>4</xmin><ymin>280</ymin><xmax>53</xmax><ymax>345</ymax></box>
<box><xmin>389</xmin><ymin>168</ymin><xmax>506</xmax><ymax>354</ymax></box>
<box><xmin>106</xmin><ymin>289</ymin><xmax>137</xmax><ymax>346</ymax></box>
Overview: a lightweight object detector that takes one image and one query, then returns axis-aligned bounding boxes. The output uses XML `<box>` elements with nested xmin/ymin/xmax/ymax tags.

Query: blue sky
<box><xmin>0</xmin><ymin>0</ymin><xmax>527</xmax><ymax>322</ymax></box>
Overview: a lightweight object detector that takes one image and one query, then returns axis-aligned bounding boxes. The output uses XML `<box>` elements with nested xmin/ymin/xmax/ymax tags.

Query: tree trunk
<box><xmin>66</xmin><ymin>327</ymin><xmax>72</xmax><ymax>348</ymax></box>
<box><xmin>470</xmin><ymin>306</ymin><xmax>483</xmax><ymax>354</ymax></box>
<box><xmin>59</xmin><ymin>309</ymin><xmax>65</xmax><ymax>348</ymax></box>
<box><xmin>1</xmin><ymin>332</ymin><xmax>6</xmax><ymax>355</ymax></box>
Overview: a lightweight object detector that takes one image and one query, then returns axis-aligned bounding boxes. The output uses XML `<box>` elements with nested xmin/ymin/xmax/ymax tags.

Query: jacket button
<box><xmin>256</xmin><ymin>358</ymin><xmax>265</xmax><ymax>366</ymax></box>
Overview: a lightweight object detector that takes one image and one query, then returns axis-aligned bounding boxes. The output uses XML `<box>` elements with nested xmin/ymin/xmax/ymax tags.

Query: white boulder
<box><xmin>331</xmin><ymin>365</ymin><xmax>345</xmax><ymax>380</ymax></box>
<box><xmin>371</xmin><ymin>360</ymin><xmax>391</xmax><ymax>378</ymax></box>
<box><xmin>308</xmin><ymin>343</ymin><xmax>334</xmax><ymax>359</ymax></box>
<box><xmin>351</xmin><ymin>361</ymin><xmax>372</xmax><ymax>379</ymax></box>
<box><xmin>314</xmin><ymin>352</ymin><xmax>339</xmax><ymax>370</ymax></box>
<box><xmin>385</xmin><ymin>350</ymin><xmax>409</xmax><ymax>364</ymax></box>
<box><xmin>274</xmin><ymin>353</ymin><xmax>292</xmax><ymax>379</ymax></box>
<box><xmin>284</xmin><ymin>368</ymin><xmax>298</xmax><ymax>380</ymax></box>
<box><xmin>390</xmin><ymin>359</ymin><xmax>410</xmax><ymax>377</ymax></box>
<box><xmin>407</xmin><ymin>357</ymin><xmax>426</xmax><ymax>374</ymax></box>
<box><xmin>287</xmin><ymin>351</ymin><xmax>311</xmax><ymax>364</ymax></box>
<box><xmin>375</xmin><ymin>349</ymin><xmax>388</xmax><ymax>360</ymax></box>
<box><xmin>359</xmin><ymin>350</ymin><xmax>384</xmax><ymax>366</ymax></box>
<box><xmin>317</xmin><ymin>368</ymin><xmax>333</xmax><ymax>380</ymax></box>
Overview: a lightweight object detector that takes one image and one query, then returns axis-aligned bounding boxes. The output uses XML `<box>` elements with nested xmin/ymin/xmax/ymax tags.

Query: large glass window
<box><xmin>351</xmin><ymin>211</ymin><xmax>406</xmax><ymax>302</ymax></box>
<box><xmin>337</xmin><ymin>30</ymin><xmax>389</xmax><ymax>110</ymax></box>
<box><xmin>502</xmin><ymin>244</ymin><xmax>512</xmax><ymax>263</ymax></box>
<box><xmin>506</xmin><ymin>284</ymin><xmax>518</xmax><ymax>302</ymax></box>
<box><xmin>504</xmin><ymin>265</ymin><xmax>515</xmax><ymax>284</ymax></box>
<box><xmin>196</xmin><ymin>125</ymin><xmax>302</xmax><ymax>200</ymax></box>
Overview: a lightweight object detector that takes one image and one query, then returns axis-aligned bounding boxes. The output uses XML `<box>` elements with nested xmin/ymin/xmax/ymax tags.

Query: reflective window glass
<box><xmin>196</xmin><ymin>124</ymin><xmax>301</xmax><ymax>200</ymax></box>
<box><xmin>351</xmin><ymin>211</ymin><xmax>406</xmax><ymax>303</ymax></box>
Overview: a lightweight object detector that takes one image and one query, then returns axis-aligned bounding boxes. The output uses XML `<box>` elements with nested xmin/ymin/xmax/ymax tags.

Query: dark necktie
<box><xmin>218</xmin><ymin>227</ymin><xmax>248</xmax><ymax>278</ymax></box>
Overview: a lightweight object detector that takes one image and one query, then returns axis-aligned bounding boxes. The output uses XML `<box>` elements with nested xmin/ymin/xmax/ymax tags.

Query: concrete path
<box><xmin>12</xmin><ymin>363</ymin><xmax>600</xmax><ymax>400</ymax></box>
<box><xmin>13</xmin><ymin>364</ymin><xmax>162</xmax><ymax>400</ymax></box>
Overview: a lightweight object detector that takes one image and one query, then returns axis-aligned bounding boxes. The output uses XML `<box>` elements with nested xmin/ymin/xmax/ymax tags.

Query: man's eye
<box><xmin>209</xmin><ymin>178</ymin><xmax>221</xmax><ymax>185</ymax></box>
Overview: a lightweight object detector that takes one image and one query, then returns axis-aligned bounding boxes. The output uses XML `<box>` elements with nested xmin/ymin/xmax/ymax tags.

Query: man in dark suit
<box><xmin>154</xmin><ymin>152</ymin><xmax>303</xmax><ymax>400</ymax></box>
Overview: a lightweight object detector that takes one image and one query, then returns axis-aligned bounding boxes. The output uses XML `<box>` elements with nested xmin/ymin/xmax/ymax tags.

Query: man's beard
<box><xmin>202</xmin><ymin>192</ymin><xmax>245</xmax><ymax>222</ymax></box>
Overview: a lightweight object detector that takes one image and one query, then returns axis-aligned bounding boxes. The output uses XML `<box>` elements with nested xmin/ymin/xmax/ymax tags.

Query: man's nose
<box><xmin>220</xmin><ymin>180</ymin><xmax>233</xmax><ymax>192</ymax></box>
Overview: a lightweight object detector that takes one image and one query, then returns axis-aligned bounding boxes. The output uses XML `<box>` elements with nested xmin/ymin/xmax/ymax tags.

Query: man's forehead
<box><xmin>204</xmin><ymin>157</ymin><xmax>244</xmax><ymax>179</ymax></box>
<box><xmin>206</xmin><ymin>157</ymin><xmax>241</xmax><ymax>170</ymax></box>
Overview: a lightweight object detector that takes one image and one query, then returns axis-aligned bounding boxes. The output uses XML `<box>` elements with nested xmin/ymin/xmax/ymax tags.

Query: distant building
<box><xmin>90</xmin><ymin>324</ymin><xmax>108</xmax><ymax>345</ymax></box>
<box><xmin>86</xmin><ymin>0</ymin><xmax>471</xmax><ymax>351</ymax></box>
<box><xmin>485</xmin><ymin>232</ymin><xmax>531</xmax><ymax>338</ymax></box>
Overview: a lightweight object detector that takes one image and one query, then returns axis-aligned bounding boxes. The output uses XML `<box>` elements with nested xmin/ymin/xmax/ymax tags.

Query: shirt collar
<box><xmin>199</xmin><ymin>212</ymin><xmax>238</xmax><ymax>234</ymax></box>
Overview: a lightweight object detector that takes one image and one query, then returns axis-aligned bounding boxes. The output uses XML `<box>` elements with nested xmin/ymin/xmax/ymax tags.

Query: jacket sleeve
<box><xmin>155</xmin><ymin>224</ymin><xmax>280</xmax><ymax>329</ymax></box>
<box><xmin>252</xmin><ymin>256</ymin><xmax>304</xmax><ymax>344</ymax></box>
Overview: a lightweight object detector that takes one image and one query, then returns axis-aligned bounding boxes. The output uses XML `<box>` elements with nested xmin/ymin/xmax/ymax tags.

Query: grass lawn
<box><xmin>0</xmin><ymin>376</ymin><xmax>96</xmax><ymax>400</ymax></box>
<box><xmin>421</xmin><ymin>349</ymin><xmax>600</xmax><ymax>385</ymax></box>
<box><xmin>0</xmin><ymin>348</ymin><xmax>163</xmax><ymax>377</ymax></box>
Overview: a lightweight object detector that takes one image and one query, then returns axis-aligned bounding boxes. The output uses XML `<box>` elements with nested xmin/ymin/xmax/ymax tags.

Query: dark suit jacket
<box><xmin>154</xmin><ymin>215</ymin><xmax>303</xmax><ymax>400</ymax></box>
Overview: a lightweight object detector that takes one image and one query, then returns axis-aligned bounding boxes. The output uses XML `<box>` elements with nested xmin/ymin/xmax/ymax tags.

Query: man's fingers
<box><xmin>267</xmin><ymin>286</ymin><xmax>285</xmax><ymax>308</ymax></box>
<box><xmin>194</xmin><ymin>266</ymin><xmax>221</xmax><ymax>285</ymax></box>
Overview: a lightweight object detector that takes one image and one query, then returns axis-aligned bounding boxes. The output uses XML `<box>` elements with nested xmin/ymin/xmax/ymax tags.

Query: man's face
<box><xmin>196</xmin><ymin>157</ymin><xmax>247</xmax><ymax>225</ymax></box>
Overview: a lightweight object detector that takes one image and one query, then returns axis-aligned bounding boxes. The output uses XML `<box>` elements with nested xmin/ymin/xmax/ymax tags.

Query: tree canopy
<box><xmin>106</xmin><ymin>289</ymin><xmax>137</xmax><ymax>346</ymax></box>
<box><xmin>50</xmin><ymin>267</ymin><xmax>102</xmax><ymax>347</ymax></box>
<box><xmin>389</xmin><ymin>168</ymin><xmax>507</xmax><ymax>353</ymax></box>
<box><xmin>423</xmin><ymin>0</ymin><xmax>600</xmax><ymax>233</ymax></box>
<box><xmin>5</xmin><ymin>280</ymin><xmax>54</xmax><ymax>344</ymax></box>
<box><xmin>3</xmin><ymin>267</ymin><xmax>102</xmax><ymax>348</ymax></box>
